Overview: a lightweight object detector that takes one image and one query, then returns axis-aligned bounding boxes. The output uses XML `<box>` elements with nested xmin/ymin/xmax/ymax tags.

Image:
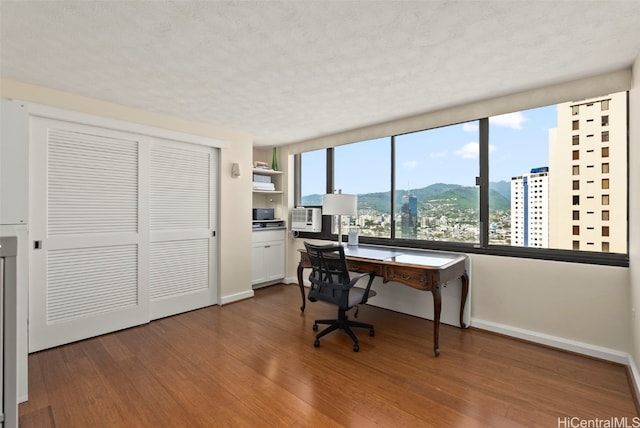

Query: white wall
<box><xmin>0</xmin><ymin>78</ymin><xmax>255</xmax><ymax>305</ymax></box>
<box><xmin>470</xmin><ymin>254</ymin><xmax>630</xmax><ymax>353</ymax></box>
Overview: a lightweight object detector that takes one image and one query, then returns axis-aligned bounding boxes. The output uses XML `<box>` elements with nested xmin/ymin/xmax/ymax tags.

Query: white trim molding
<box><xmin>472</xmin><ymin>318</ymin><xmax>630</xmax><ymax>364</ymax></box>
<box><xmin>17</xmin><ymin>100</ymin><xmax>228</xmax><ymax>149</ymax></box>
<box><xmin>220</xmin><ymin>290</ymin><xmax>254</xmax><ymax>305</ymax></box>
<box><xmin>283</xmin><ymin>276</ymin><xmax>303</xmax><ymax>285</ymax></box>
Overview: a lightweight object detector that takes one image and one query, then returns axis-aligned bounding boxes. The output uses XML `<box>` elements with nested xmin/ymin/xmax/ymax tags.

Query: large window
<box><xmin>334</xmin><ymin>138</ymin><xmax>391</xmax><ymax>238</ymax></box>
<box><xmin>489</xmin><ymin>105</ymin><xmax>555</xmax><ymax>248</ymax></box>
<box><xmin>395</xmin><ymin>122</ymin><xmax>479</xmax><ymax>243</ymax></box>
<box><xmin>300</xmin><ymin>149</ymin><xmax>326</xmax><ymax>206</ymax></box>
<box><xmin>296</xmin><ymin>91</ymin><xmax>628</xmax><ymax>265</ymax></box>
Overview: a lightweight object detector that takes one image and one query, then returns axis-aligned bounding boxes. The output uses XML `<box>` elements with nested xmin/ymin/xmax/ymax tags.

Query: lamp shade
<box><xmin>322</xmin><ymin>193</ymin><xmax>357</xmax><ymax>216</ymax></box>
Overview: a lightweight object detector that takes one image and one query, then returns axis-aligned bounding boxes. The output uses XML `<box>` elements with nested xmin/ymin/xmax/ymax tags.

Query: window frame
<box><xmin>294</xmin><ymin>94</ymin><xmax>629</xmax><ymax>268</ymax></box>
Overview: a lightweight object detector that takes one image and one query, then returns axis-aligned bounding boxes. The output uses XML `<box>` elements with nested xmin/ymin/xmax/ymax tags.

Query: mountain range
<box><xmin>301</xmin><ymin>181</ymin><xmax>511</xmax><ymax>213</ymax></box>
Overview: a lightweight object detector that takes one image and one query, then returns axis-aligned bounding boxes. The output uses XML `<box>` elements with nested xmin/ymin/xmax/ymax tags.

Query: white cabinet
<box><xmin>251</xmin><ymin>164</ymin><xmax>285</xmax><ymax>287</ymax></box>
<box><xmin>252</xmin><ymin>229</ymin><xmax>285</xmax><ymax>287</ymax></box>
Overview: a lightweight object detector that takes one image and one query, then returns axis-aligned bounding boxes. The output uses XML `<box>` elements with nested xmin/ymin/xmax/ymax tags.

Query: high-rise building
<box><xmin>510</xmin><ymin>167</ymin><xmax>549</xmax><ymax>247</ymax></box>
<box><xmin>400</xmin><ymin>193</ymin><xmax>417</xmax><ymax>239</ymax></box>
<box><xmin>548</xmin><ymin>93</ymin><xmax>627</xmax><ymax>253</ymax></box>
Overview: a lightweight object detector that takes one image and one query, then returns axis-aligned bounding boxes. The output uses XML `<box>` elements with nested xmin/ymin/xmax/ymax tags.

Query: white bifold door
<box><xmin>29</xmin><ymin>116</ymin><xmax>218</xmax><ymax>352</ymax></box>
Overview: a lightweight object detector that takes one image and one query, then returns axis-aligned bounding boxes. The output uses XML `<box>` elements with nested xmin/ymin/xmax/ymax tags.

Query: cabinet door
<box><xmin>251</xmin><ymin>243</ymin><xmax>267</xmax><ymax>285</ymax></box>
<box><xmin>264</xmin><ymin>240</ymin><xmax>285</xmax><ymax>281</ymax></box>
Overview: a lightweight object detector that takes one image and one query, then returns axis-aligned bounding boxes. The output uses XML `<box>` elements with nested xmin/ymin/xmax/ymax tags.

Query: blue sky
<box><xmin>302</xmin><ymin>104</ymin><xmax>557</xmax><ymax>196</ymax></box>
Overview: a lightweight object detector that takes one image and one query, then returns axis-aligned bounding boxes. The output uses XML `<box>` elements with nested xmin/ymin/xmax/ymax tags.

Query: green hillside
<box><xmin>302</xmin><ymin>182</ymin><xmax>510</xmax><ymax>213</ymax></box>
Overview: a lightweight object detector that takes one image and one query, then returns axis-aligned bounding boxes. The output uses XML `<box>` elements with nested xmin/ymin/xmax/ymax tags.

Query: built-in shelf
<box><xmin>252</xmin><ymin>219</ymin><xmax>286</xmax><ymax>230</ymax></box>
<box><xmin>252</xmin><ymin>189</ymin><xmax>283</xmax><ymax>194</ymax></box>
<box><xmin>252</xmin><ymin>168</ymin><xmax>283</xmax><ymax>194</ymax></box>
<box><xmin>251</xmin><ymin>160</ymin><xmax>285</xmax><ymax>288</ymax></box>
<box><xmin>252</xmin><ymin>168</ymin><xmax>283</xmax><ymax>175</ymax></box>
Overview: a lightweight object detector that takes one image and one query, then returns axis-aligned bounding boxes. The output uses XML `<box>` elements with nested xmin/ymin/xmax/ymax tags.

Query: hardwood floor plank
<box><xmin>116</xmin><ymin>323</ymin><xmax>269</xmax><ymax>427</ymax></box>
<box><xmin>155</xmin><ymin>307</ymin><xmax>347</xmax><ymax>427</ymax></box>
<box><xmin>19</xmin><ymin>283</ymin><xmax>638</xmax><ymax>427</ymax></box>
<box><xmin>36</xmin><ymin>343</ymin><xmax>137</xmax><ymax>427</ymax></box>
<box><xmin>18</xmin><ymin>406</ymin><xmax>56</xmax><ymax>428</ymax></box>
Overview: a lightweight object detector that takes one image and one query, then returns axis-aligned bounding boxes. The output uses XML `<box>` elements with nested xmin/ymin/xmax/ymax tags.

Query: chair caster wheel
<box><xmin>369</xmin><ymin>329</ymin><xmax>375</xmax><ymax>337</ymax></box>
<box><xmin>353</xmin><ymin>343</ymin><xmax>359</xmax><ymax>352</ymax></box>
<box><xmin>312</xmin><ymin>324</ymin><xmax>318</xmax><ymax>331</ymax></box>
<box><xmin>314</xmin><ymin>339</ymin><xmax>320</xmax><ymax>348</ymax></box>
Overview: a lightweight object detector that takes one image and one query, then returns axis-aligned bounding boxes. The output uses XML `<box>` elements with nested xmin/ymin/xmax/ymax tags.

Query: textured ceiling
<box><xmin>2</xmin><ymin>1</ymin><xmax>640</xmax><ymax>147</ymax></box>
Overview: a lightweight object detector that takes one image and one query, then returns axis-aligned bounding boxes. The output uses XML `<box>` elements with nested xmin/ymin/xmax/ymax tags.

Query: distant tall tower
<box><xmin>400</xmin><ymin>193</ymin><xmax>418</xmax><ymax>239</ymax></box>
<box><xmin>510</xmin><ymin>167</ymin><xmax>549</xmax><ymax>247</ymax></box>
<box><xmin>548</xmin><ymin>92</ymin><xmax>627</xmax><ymax>253</ymax></box>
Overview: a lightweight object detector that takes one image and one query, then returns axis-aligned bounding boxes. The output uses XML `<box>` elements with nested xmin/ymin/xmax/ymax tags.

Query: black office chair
<box><xmin>304</xmin><ymin>242</ymin><xmax>376</xmax><ymax>352</ymax></box>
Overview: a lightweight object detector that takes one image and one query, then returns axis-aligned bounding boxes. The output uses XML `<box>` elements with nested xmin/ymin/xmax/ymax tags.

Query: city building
<box><xmin>510</xmin><ymin>167</ymin><xmax>549</xmax><ymax>248</ymax></box>
<box><xmin>549</xmin><ymin>93</ymin><xmax>627</xmax><ymax>253</ymax></box>
<box><xmin>400</xmin><ymin>192</ymin><xmax>418</xmax><ymax>239</ymax></box>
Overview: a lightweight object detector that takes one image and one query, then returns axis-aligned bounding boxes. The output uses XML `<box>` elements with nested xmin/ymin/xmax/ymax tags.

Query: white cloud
<box><xmin>429</xmin><ymin>150</ymin><xmax>447</xmax><ymax>158</ymax></box>
<box><xmin>402</xmin><ymin>160</ymin><xmax>417</xmax><ymax>168</ymax></box>
<box><xmin>462</xmin><ymin>122</ymin><xmax>479</xmax><ymax>132</ymax></box>
<box><xmin>454</xmin><ymin>142</ymin><xmax>479</xmax><ymax>159</ymax></box>
<box><xmin>490</xmin><ymin>112</ymin><xmax>527</xmax><ymax>130</ymax></box>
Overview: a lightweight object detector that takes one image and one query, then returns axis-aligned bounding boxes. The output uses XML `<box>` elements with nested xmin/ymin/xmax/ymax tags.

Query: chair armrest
<box><xmin>349</xmin><ymin>271</ymin><xmax>376</xmax><ymax>303</ymax></box>
<box><xmin>348</xmin><ymin>271</ymin><xmax>375</xmax><ymax>286</ymax></box>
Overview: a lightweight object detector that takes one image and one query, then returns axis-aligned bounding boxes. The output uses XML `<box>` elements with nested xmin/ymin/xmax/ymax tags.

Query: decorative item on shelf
<box><xmin>252</xmin><ymin>172</ymin><xmax>274</xmax><ymax>191</ymax></box>
<box><xmin>254</xmin><ymin>161</ymin><xmax>270</xmax><ymax>170</ymax></box>
<box><xmin>271</xmin><ymin>147</ymin><xmax>278</xmax><ymax>171</ymax></box>
<box><xmin>322</xmin><ymin>190</ymin><xmax>357</xmax><ymax>246</ymax></box>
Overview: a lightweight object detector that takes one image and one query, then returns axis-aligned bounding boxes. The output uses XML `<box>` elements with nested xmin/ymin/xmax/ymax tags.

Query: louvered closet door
<box><xmin>29</xmin><ymin>117</ymin><xmax>148</xmax><ymax>352</ymax></box>
<box><xmin>149</xmin><ymin>139</ymin><xmax>217</xmax><ymax>320</ymax></box>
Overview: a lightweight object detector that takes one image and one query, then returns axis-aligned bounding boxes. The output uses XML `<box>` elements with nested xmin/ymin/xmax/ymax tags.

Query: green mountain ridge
<box><xmin>301</xmin><ymin>181</ymin><xmax>511</xmax><ymax>213</ymax></box>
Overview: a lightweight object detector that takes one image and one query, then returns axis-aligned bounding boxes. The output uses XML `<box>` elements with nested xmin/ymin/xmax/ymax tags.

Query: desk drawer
<box><xmin>346</xmin><ymin>261</ymin><xmax>383</xmax><ymax>276</ymax></box>
<box><xmin>384</xmin><ymin>265</ymin><xmax>433</xmax><ymax>290</ymax></box>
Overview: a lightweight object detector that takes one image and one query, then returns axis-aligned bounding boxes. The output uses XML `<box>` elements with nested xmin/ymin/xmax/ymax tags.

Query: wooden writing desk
<box><xmin>297</xmin><ymin>246</ymin><xmax>469</xmax><ymax>357</ymax></box>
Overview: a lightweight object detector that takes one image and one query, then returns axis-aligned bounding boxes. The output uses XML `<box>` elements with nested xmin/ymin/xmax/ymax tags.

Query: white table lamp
<box><xmin>323</xmin><ymin>191</ymin><xmax>357</xmax><ymax>246</ymax></box>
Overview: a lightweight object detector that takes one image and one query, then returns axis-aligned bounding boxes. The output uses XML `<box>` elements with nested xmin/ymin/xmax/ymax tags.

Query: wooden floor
<box><xmin>20</xmin><ymin>283</ymin><xmax>638</xmax><ymax>427</ymax></box>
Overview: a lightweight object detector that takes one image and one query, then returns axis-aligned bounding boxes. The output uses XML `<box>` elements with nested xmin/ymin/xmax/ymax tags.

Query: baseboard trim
<box><xmin>471</xmin><ymin>318</ymin><xmax>630</xmax><ymax>365</ymax></box>
<box><xmin>220</xmin><ymin>290</ymin><xmax>254</xmax><ymax>305</ymax></box>
<box><xmin>628</xmin><ymin>354</ymin><xmax>640</xmax><ymax>411</ymax></box>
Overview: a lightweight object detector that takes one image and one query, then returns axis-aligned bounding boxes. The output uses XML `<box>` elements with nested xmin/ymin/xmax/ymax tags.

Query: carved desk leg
<box><xmin>432</xmin><ymin>285</ymin><xmax>441</xmax><ymax>357</ymax></box>
<box><xmin>297</xmin><ymin>262</ymin><xmax>306</xmax><ymax>312</ymax></box>
<box><xmin>459</xmin><ymin>272</ymin><xmax>469</xmax><ymax>329</ymax></box>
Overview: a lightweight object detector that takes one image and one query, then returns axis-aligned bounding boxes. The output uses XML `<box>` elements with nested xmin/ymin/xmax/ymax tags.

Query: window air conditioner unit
<box><xmin>291</xmin><ymin>207</ymin><xmax>322</xmax><ymax>233</ymax></box>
